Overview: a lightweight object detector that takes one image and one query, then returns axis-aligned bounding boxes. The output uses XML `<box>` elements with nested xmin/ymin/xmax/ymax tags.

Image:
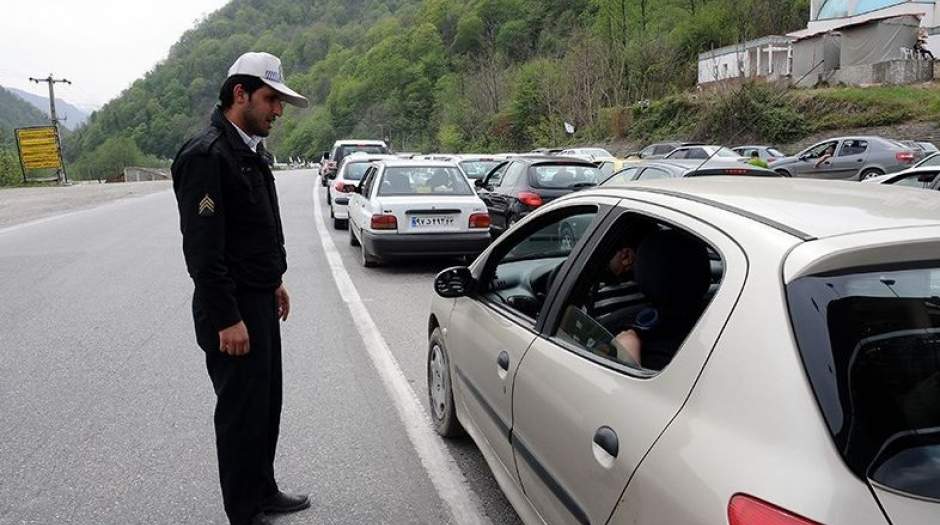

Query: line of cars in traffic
<box><xmin>315</xmin><ymin>137</ymin><xmax>940</xmax><ymax>524</ymax></box>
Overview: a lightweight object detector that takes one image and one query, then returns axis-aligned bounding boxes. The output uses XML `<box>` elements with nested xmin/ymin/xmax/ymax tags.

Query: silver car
<box><xmin>733</xmin><ymin>145</ymin><xmax>787</xmax><ymax>163</ymax></box>
<box><xmin>427</xmin><ymin>177</ymin><xmax>940</xmax><ymax>525</ymax></box>
<box><xmin>770</xmin><ymin>136</ymin><xmax>917</xmax><ymax>180</ymax></box>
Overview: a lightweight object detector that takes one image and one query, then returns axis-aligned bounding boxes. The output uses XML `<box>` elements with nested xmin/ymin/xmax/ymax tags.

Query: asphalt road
<box><xmin>0</xmin><ymin>169</ymin><xmax>521</xmax><ymax>525</ymax></box>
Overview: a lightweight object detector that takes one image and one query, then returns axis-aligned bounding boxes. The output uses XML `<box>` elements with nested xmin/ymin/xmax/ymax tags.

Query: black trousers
<box><xmin>193</xmin><ymin>290</ymin><xmax>282</xmax><ymax>525</ymax></box>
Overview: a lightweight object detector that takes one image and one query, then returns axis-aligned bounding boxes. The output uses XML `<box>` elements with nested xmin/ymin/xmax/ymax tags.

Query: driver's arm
<box><xmin>612</xmin><ymin>329</ymin><xmax>642</xmax><ymax>366</ymax></box>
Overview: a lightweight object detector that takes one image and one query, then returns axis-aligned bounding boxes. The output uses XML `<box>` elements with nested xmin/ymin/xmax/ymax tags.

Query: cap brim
<box><xmin>262</xmin><ymin>79</ymin><xmax>309</xmax><ymax>108</ymax></box>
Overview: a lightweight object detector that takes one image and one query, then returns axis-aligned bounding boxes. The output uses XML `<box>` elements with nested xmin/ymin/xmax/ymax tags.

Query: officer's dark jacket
<box><xmin>172</xmin><ymin>106</ymin><xmax>286</xmax><ymax>331</ymax></box>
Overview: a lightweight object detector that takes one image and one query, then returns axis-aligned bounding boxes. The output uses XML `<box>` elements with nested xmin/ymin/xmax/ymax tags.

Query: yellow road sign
<box><xmin>16</xmin><ymin>126</ymin><xmax>63</xmax><ymax>170</ymax></box>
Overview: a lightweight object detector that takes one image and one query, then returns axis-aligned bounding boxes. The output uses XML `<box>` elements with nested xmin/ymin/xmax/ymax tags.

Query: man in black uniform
<box><xmin>171</xmin><ymin>52</ymin><xmax>309</xmax><ymax>525</ymax></box>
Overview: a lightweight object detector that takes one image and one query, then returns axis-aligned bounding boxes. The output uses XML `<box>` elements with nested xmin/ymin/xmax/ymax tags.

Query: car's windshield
<box><xmin>788</xmin><ymin>264</ymin><xmax>940</xmax><ymax>500</ymax></box>
<box><xmin>530</xmin><ymin>164</ymin><xmax>600</xmax><ymax>189</ymax></box>
<box><xmin>459</xmin><ymin>160</ymin><xmax>502</xmax><ymax>179</ymax></box>
<box><xmin>377</xmin><ymin>166</ymin><xmax>473</xmax><ymax>196</ymax></box>
<box><xmin>342</xmin><ymin>162</ymin><xmax>371</xmax><ymax>181</ymax></box>
<box><xmin>713</xmin><ymin>147</ymin><xmax>740</xmax><ymax>158</ymax></box>
<box><xmin>768</xmin><ymin>148</ymin><xmax>785</xmax><ymax>157</ymax></box>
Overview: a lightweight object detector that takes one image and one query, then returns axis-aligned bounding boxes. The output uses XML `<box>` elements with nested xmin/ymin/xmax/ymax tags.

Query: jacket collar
<box><xmin>211</xmin><ymin>106</ymin><xmax>256</xmax><ymax>156</ymax></box>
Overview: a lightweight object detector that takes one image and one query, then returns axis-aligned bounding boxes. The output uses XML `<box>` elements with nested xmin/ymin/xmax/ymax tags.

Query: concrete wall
<box><xmin>122</xmin><ymin>167</ymin><xmax>170</xmax><ymax>182</ymax></box>
<box><xmin>832</xmin><ymin>58</ymin><xmax>933</xmax><ymax>84</ymax></box>
<box><xmin>698</xmin><ymin>51</ymin><xmax>746</xmax><ymax>84</ymax></box>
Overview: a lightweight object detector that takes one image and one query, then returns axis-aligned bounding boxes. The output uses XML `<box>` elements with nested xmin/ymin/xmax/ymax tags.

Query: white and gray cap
<box><xmin>227</xmin><ymin>52</ymin><xmax>309</xmax><ymax>108</ymax></box>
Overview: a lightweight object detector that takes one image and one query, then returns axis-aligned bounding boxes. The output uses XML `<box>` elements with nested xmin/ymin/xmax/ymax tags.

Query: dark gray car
<box><xmin>769</xmin><ymin>136</ymin><xmax>917</xmax><ymax>180</ymax></box>
<box><xmin>601</xmin><ymin>159</ymin><xmax>778</xmax><ymax>186</ymax></box>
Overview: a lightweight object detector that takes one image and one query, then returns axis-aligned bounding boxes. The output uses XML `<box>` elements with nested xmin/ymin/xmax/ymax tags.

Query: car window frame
<box><xmin>359</xmin><ymin>165</ymin><xmax>378</xmax><ymax>199</ymax></box>
<box><xmin>601</xmin><ymin>166</ymin><xmax>640</xmax><ymax>186</ymax></box>
<box><xmin>499</xmin><ymin>161</ymin><xmax>525</xmax><ymax>190</ymax></box>
<box><xmin>540</xmin><ymin>200</ymin><xmax>747</xmax><ymax>379</ymax></box>
<box><xmin>471</xmin><ymin>201</ymin><xmax>616</xmax><ymax>331</ymax></box>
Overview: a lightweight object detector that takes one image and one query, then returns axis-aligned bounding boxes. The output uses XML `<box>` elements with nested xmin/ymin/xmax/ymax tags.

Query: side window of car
<box><xmin>499</xmin><ymin>162</ymin><xmax>525</xmax><ymax>189</ymax></box>
<box><xmin>549</xmin><ymin>212</ymin><xmax>725</xmax><ymax>373</ymax></box>
<box><xmin>636</xmin><ymin>167</ymin><xmax>673</xmax><ymax>180</ymax></box>
<box><xmin>360</xmin><ymin>167</ymin><xmax>377</xmax><ymax>198</ymax></box>
<box><xmin>667</xmin><ymin>149</ymin><xmax>686</xmax><ymax>159</ymax></box>
<box><xmin>482</xmin><ymin>207</ymin><xmax>600</xmax><ymax>322</ymax></box>
<box><xmin>840</xmin><ymin>140</ymin><xmax>868</xmax><ymax>156</ymax></box>
<box><xmin>685</xmin><ymin>148</ymin><xmax>709</xmax><ymax>159</ymax></box>
<box><xmin>654</xmin><ymin>145</ymin><xmax>673</xmax><ymax>156</ymax></box>
<box><xmin>603</xmin><ymin>167</ymin><xmax>639</xmax><ymax>186</ymax></box>
<box><xmin>485</xmin><ymin>164</ymin><xmax>507</xmax><ymax>189</ymax></box>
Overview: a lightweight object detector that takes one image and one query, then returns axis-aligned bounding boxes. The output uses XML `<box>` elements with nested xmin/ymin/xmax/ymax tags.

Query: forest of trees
<box><xmin>64</xmin><ymin>0</ymin><xmax>811</xmax><ymax>175</ymax></box>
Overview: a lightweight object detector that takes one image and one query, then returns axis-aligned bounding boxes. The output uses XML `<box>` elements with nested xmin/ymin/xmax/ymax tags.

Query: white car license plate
<box><xmin>410</xmin><ymin>215</ymin><xmax>456</xmax><ymax>229</ymax></box>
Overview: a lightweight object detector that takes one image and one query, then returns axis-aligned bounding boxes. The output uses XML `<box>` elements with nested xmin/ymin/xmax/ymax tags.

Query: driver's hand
<box><xmin>612</xmin><ymin>330</ymin><xmax>642</xmax><ymax>365</ymax></box>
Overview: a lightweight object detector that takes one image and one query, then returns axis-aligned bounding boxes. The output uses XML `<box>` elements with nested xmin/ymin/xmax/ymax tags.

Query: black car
<box><xmin>476</xmin><ymin>156</ymin><xmax>600</xmax><ymax>236</ymax></box>
<box><xmin>601</xmin><ymin>159</ymin><xmax>779</xmax><ymax>186</ymax></box>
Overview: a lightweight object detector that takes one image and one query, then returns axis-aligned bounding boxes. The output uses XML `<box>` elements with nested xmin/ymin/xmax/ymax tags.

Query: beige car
<box><xmin>427</xmin><ymin>177</ymin><xmax>940</xmax><ymax>525</ymax></box>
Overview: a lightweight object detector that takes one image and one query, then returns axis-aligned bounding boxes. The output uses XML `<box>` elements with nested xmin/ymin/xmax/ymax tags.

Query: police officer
<box><xmin>171</xmin><ymin>52</ymin><xmax>309</xmax><ymax>525</ymax></box>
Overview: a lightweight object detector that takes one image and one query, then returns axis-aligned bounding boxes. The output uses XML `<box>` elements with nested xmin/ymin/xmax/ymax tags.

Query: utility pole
<box><xmin>29</xmin><ymin>74</ymin><xmax>71</xmax><ymax>184</ymax></box>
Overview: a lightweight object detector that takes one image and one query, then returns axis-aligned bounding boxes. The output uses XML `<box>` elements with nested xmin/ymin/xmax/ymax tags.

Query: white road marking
<box><xmin>312</xmin><ymin>184</ymin><xmax>490</xmax><ymax>525</ymax></box>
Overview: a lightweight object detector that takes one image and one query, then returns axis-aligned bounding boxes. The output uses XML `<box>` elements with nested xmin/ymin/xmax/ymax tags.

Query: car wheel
<box><xmin>349</xmin><ymin>225</ymin><xmax>360</xmax><ymax>247</ymax></box>
<box><xmin>333</xmin><ymin>217</ymin><xmax>347</xmax><ymax>230</ymax></box>
<box><xmin>428</xmin><ymin>328</ymin><xmax>465</xmax><ymax>438</ymax></box>
<box><xmin>775</xmin><ymin>169</ymin><xmax>792</xmax><ymax>177</ymax></box>
<box><xmin>859</xmin><ymin>168</ymin><xmax>884</xmax><ymax>181</ymax></box>
<box><xmin>559</xmin><ymin>223</ymin><xmax>576</xmax><ymax>252</ymax></box>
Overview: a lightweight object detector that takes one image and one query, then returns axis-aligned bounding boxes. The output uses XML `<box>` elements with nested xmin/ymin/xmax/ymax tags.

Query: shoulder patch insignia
<box><xmin>198</xmin><ymin>194</ymin><xmax>216</xmax><ymax>217</ymax></box>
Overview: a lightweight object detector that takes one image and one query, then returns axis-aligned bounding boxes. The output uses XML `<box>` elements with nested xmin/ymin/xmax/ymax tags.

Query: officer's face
<box><xmin>238</xmin><ymin>85</ymin><xmax>284</xmax><ymax>137</ymax></box>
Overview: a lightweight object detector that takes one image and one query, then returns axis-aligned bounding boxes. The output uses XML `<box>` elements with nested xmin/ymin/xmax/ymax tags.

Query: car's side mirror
<box><xmin>353</xmin><ymin>184</ymin><xmax>362</xmax><ymax>194</ymax></box>
<box><xmin>434</xmin><ymin>266</ymin><xmax>475</xmax><ymax>298</ymax></box>
<box><xmin>474</xmin><ymin>178</ymin><xmax>484</xmax><ymax>188</ymax></box>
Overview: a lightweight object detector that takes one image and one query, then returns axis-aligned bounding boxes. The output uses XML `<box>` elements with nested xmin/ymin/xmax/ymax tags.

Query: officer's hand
<box><xmin>219</xmin><ymin>321</ymin><xmax>250</xmax><ymax>356</ymax></box>
<box><xmin>275</xmin><ymin>284</ymin><xmax>290</xmax><ymax>322</ymax></box>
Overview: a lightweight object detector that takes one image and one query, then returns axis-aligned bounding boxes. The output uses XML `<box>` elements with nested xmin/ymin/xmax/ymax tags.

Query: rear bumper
<box><xmin>362</xmin><ymin>231</ymin><xmax>491</xmax><ymax>258</ymax></box>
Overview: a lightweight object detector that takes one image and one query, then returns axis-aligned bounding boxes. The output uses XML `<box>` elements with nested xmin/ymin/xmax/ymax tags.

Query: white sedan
<box><xmin>329</xmin><ymin>153</ymin><xmax>396</xmax><ymax>229</ymax></box>
<box><xmin>347</xmin><ymin>159</ymin><xmax>491</xmax><ymax>267</ymax></box>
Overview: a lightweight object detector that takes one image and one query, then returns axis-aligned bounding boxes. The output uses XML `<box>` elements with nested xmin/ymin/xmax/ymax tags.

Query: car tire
<box><xmin>427</xmin><ymin>328</ymin><xmax>465</xmax><ymax>438</ymax></box>
<box><xmin>859</xmin><ymin>168</ymin><xmax>884</xmax><ymax>181</ymax></box>
<box><xmin>333</xmin><ymin>217</ymin><xmax>347</xmax><ymax>230</ymax></box>
<box><xmin>775</xmin><ymin>169</ymin><xmax>792</xmax><ymax>177</ymax></box>
<box><xmin>349</xmin><ymin>225</ymin><xmax>360</xmax><ymax>247</ymax></box>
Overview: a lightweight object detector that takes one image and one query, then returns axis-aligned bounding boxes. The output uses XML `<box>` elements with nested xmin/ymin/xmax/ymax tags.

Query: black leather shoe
<box><xmin>249</xmin><ymin>513</ymin><xmax>273</xmax><ymax>525</ymax></box>
<box><xmin>261</xmin><ymin>491</ymin><xmax>311</xmax><ymax>514</ymax></box>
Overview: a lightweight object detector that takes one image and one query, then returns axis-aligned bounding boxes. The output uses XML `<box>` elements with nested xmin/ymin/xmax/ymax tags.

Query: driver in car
<box><xmin>610</xmin><ymin>229</ymin><xmax>712</xmax><ymax>370</ymax></box>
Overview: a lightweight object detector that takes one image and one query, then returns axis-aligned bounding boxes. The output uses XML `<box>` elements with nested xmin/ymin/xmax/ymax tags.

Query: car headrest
<box><xmin>634</xmin><ymin>229</ymin><xmax>711</xmax><ymax>314</ymax></box>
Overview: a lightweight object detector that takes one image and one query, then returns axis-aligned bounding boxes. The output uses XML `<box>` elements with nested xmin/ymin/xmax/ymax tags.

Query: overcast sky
<box><xmin>0</xmin><ymin>0</ymin><xmax>230</xmax><ymax>110</ymax></box>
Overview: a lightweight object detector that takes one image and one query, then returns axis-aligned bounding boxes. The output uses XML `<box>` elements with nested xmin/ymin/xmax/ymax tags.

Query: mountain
<box><xmin>66</xmin><ymin>0</ymin><xmax>810</xmax><ymax>165</ymax></box>
<box><xmin>0</xmin><ymin>85</ymin><xmax>51</xmax><ymax>147</ymax></box>
<box><xmin>9</xmin><ymin>87</ymin><xmax>89</xmax><ymax>130</ymax></box>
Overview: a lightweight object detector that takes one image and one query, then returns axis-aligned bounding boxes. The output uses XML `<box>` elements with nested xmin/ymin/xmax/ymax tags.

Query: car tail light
<box><xmin>469</xmin><ymin>212</ymin><xmax>491</xmax><ymax>229</ymax></box>
<box><xmin>897</xmin><ymin>151</ymin><xmax>916</xmax><ymax>163</ymax></box>
<box><xmin>370</xmin><ymin>214</ymin><xmax>397</xmax><ymax>230</ymax></box>
<box><xmin>334</xmin><ymin>180</ymin><xmax>349</xmax><ymax>193</ymax></box>
<box><xmin>728</xmin><ymin>495</ymin><xmax>820</xmax><ymax>525</ymax></box>
<box><xmin>517</xmin><ymin>192</ymin><xmax>544</xmax><ymax>208</ymax></box>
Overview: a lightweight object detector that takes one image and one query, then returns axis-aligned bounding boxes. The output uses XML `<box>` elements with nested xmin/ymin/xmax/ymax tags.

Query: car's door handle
<box><xmin>593</xmin><ymin>426</ymin><xmax>619</xmax><ymax>458</ymax></box>
<box><xmin>497</xmin><ymin>351</ymin><xmax>510</xmax><ymax>371</ymax></box>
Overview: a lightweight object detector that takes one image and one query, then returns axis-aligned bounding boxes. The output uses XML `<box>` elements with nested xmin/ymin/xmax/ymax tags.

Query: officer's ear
<box><xmin>232</xmin><ymin>83</ymin><xmax>250</xmax><ymax>107</ymax></box>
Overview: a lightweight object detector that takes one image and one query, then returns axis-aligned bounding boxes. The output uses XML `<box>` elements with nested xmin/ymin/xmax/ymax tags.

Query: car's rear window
<box><xmin>459</xmin><ymin>160</ymin><xmax>501</xmax><ymax>179</ymax></box>
<box><xmin>377</xmin><ymin>166</ymin><xmax>473</xmax><ymax>196</ymax></box>
<box><xmin>788</xmin><ymin>264</ymin><xmax>940</xmax><ymax>499</ymax></box>
<box><xmin>768</xmin><ymin>148</ymin><xmax>786</xmax><ymax>157</ymax></box>
<box><xmin>530</xmin><ymin>164</ymin><xmax>600</xmax><ymax>189</ymax></box>
<box><xmin>337</xmin><ymin>145</ymin><xmax>387</xmax><ymax>162</ymax></box>
<box><xmin>342</xmin><ymin>162</ymin><xmax>371</xmax><ymax>181</ymax></box>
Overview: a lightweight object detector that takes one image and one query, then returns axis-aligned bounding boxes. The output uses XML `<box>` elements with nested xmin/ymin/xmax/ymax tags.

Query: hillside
<box><xmin>0</xmin><ymin>86</ymin><xmax>50</xmax><ymax>147</ymax></box>
<box><xmin>9</xmin><ymin>88</ymin><xmax>89</xmax><ymax>130</ymax></box>
<box><xmin>66</xmin><ymin>0</ymin><xmax>811</xmax><ymax>169</ymax></box>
